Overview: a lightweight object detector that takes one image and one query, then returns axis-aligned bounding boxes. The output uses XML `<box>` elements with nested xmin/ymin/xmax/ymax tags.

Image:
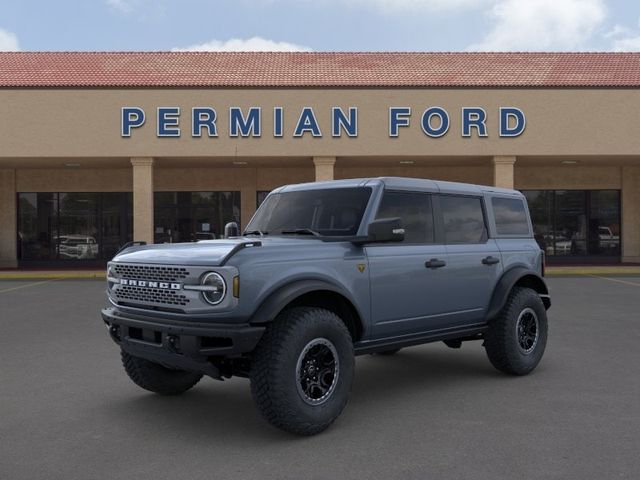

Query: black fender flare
<box><xmin>248</xmin><ymin>279</ymin><xmax>363</xmax><ymax>326</ymax></box>
<box><xmin>486</xmin><ymin>267</ymin><xmax>550</xmax><ymax>321</ymax></box>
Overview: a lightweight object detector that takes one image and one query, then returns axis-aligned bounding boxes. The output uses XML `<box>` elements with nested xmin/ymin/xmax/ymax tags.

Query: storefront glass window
<box><xmin>522</xmin><ymin>190</ymin><xmax>620</xmax><ymax>260</ymax></box>
<box><xmin>257</xmin><ymin>191</ymin><xmax>270</xmax><ymax>208</ymax></box>
<box><xmin>17</xmin><ymin>192</ymin><xmax>132</xmax><ymax>263</ymax></box>
<box><xmin>154</xmin><ymin>191</ymin><xmax>240</xmax><ymax>243</ymax></box>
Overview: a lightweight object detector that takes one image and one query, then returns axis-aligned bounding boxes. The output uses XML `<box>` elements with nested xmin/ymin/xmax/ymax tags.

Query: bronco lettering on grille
<box><xmin>119</xmin><ymin>279</ymin><xmax>181</xmax><ymax>290</ymax></box>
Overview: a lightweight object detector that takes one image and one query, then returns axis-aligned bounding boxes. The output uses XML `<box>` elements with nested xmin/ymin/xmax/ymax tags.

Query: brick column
<box><xmin>0</xmin><ymin>169</ymin><xmax>18</xmax><ymax>268</ymax></box>
<box><xmin>492</xmin><ymin>155</ymin><xmax>516</xmax><ymax>189</ymax></box>
<box><xmin>313</xmin><ymin>156</ymin><xmax>336</xmax><ymax>182</ymax></box>
<box><xmin>131</xmin><ymin>157</ymin><xmax>155</xmax><ymax>245</ymax></box>
<box><xmin>622</xmin><ymin>166</ymin><xmax>640</xmax><ymax>263</ymax></box>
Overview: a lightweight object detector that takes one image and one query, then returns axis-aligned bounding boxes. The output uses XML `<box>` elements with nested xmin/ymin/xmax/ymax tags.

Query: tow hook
<box><xmin>108</xmin><ymin>324</ymin><xmax>121</xmax><ymax>342</ymax></box>
<box><xmin>166</xmin><ymin>334</ymin><xmax>180</xmax><ymax>353</ymax></box>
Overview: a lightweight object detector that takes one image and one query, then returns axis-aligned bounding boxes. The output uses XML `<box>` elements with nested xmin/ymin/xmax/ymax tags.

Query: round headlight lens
<box><xmin>107</xmin><ymin>265</ymin><xmax>116</xmax><ymax>290</ymax></box>
<box><xmin>201</xmin><ymin>272</ymin><xmax>226</xmax><ymax>305</ymax></box>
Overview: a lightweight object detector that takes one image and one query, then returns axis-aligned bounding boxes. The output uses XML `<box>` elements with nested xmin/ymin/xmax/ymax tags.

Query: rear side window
<box><xmin>440</xmin><ymin>195</ymin><xmax>487</xmax><ymax>244</ymax></box>
<box><xmin>492</xmin><ymin>197</ymin><xmax>530</xmax><ymax>235</ymax></box>
<box><xmin>375</xmin><ymin>191</ymin><xmax>434</xmax><ymax>243</ymax></box>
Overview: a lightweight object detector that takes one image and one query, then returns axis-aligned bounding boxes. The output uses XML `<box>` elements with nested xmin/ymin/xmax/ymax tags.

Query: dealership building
<box><xmin>0</xmin><ymin>51</ymin><xmax>639</xmax><ymax>267</ymax></box>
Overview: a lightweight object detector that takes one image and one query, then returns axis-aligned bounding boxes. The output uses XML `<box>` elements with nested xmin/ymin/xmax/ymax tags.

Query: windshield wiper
<box><xmin>280</xmin><ymin>228</ymin><xmax>321</xmax><ymax>237</ymax></box>
<box><xmin>243</xmin><ymin>229</ymin><xmax>267</xmax><ymax>236</ymax></box>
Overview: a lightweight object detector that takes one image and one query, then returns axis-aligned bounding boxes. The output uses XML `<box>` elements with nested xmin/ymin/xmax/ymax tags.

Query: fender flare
<box><xmin>486</xmin><ymin>267</ymin><xmax>550</xmax><ymax>321</ymax></box>
<box><xmin>248</xmin><ymin>279</ymin><xmax>362</xmax><ymax>325</ymax></box>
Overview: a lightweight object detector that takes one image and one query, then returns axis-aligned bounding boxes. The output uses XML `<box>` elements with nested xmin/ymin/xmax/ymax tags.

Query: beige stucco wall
<box><xmin>16</xmin><ymin>168</ymin><xmax>132</xmax><ymax>192</ymax></box>
<box><xmin>1</xmin><ymin>86</ymin><xmax>639</xmax><ymax>264</ymax></box>
<box><xmin>515</xmin><ymin>166</ymin><xmax>622</xmax><ymax>190</ymax></box>
<box><xmin>1</xmin><ymin>88</ymin><xmax>640</xmax><ymax>158</ymax></box>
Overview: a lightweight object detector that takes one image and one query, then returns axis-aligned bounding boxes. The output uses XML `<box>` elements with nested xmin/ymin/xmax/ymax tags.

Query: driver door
<box><xmin>366</xmin><ymin>191</ymin><xmax>451</xmax><ymax>339</ymax></box>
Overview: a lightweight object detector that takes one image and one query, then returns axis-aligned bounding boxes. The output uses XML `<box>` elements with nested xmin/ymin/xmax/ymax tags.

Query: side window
<box><xmin>440</xmin><ymin>195</ymin><xmax>487</xmax><ymax>244</ymax></box>
<box><xmin>375</xmin><ymin>191</ymin><xmax>434</xmax><ymax>243</ymax></box>
<box><xmin>492</xmin><ymin>197</ymin><xmax>530</xmax><ymax>235</ymax></box>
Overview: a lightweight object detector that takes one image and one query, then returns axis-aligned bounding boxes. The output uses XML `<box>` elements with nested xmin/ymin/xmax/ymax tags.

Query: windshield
<box><xmin>246</xmin><ymin>187</ymin><xmax>372</xmax><ymax>237</ymax></box>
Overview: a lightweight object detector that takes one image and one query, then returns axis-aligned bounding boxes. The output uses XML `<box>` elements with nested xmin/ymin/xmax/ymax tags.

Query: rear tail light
<box><xmin>541</xmin><ymin>251</ymin><xmax>546</xmax><ymax>277</ymax></box>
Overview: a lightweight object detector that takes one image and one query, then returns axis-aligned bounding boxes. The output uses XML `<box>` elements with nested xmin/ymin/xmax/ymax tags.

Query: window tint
<box><xmin>441</xmin><ymin>195</ymin><xmax>486</xmax><ymax>244</ymax></box>
<box><xmin>492</xmin><ymin>197</ymin><xmax>530</xmax><ymax>235</ymax></box>
<box><xmin>247</xmin><ymin>187</ymin><xmax>371</xmax><ymax>237</ymax></box>
<box><xmin>375</xmin><ymin>191</ymin><xmax>434</xmax><ymax>243</ymax></box>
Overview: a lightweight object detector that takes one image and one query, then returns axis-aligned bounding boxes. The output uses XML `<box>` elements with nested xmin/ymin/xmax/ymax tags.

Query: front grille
<box><xmin>113</xmin><ymin>264</ymin><xmax>190</xmax><ymax>282</ymax></box>
<box><xmin>115</xmin><ymin>285</ymin><xmax>190</xmax><ymax>306</ymax></box>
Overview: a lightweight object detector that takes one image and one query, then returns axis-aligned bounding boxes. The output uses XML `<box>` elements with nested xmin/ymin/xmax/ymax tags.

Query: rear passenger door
<box><xmin>437</xmin><ymin>194</ymin><xmax>502</xmax><ymax>325</ymax></box>
<box><xmin>366</xmin><ymin>191</ymin><xmax>451</xmax><ymax>339</ymax></box>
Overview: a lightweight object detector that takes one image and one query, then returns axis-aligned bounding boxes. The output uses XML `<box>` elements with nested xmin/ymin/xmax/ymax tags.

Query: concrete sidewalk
<box><xmin>1</xmin><ymin>265</ymin><xmax>640</xmax><ymax>280</ymax></box>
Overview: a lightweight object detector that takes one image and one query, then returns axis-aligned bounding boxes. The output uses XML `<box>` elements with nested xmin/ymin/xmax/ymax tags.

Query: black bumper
<box><xmin>101</xmin><ymin>307</ymin><xmax>265</xmax><ymax>377</ymax></box>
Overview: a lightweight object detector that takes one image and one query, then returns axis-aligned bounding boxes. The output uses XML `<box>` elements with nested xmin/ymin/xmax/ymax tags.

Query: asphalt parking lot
<box><xmin>1</xmin><ymin>276</ymin><xmax>639</xmax><ymax>480</ymax></box>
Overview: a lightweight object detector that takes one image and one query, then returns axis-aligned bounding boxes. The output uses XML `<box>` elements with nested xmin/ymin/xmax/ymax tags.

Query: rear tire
<box><xmin>484</xmin><ymin>287</ymin><xmax>548</xmax><ymax>375</ymax></box>
<box><xmin>121</xmin><ymin>350</ymin><xmax>203</xmax><ymax>395</ymax></box>
<box><xmin>250</xmin><ymin>306</ymin><xmax>354</xmax><ymax>435</ymax></box>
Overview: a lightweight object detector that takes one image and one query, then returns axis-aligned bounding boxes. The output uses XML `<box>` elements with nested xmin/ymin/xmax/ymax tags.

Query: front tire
<box><xmin>121</xmin><ymin>350</ymin><xmax>203</xmax><ymax>395</ymax></box>
<box><xmin>250</xmin><ymin>307</ymin><xmax>355</xmax><ymax>435</ymax></box>
<box><xmin>484</xmin><ymin>287</ymin><xmax>548</xmax><ymax>375</ymax></box>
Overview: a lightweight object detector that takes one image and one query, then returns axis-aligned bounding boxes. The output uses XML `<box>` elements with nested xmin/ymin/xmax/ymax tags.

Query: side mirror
<box><xmin>224</xmin><ymin>222</ymin><xmax>240</xmax><ymax>238</ymax></box>
<box><xmin>356</xmin><ymin>217</ymin><xmax>405</xmax><ymax>244</ymax></box>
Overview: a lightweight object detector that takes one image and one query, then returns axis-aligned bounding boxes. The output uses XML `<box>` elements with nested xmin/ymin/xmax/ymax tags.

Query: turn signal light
<box><xmin>233</xmin><ymin>276</ymin><xmax>240</xmax><ymax>298</ymax></box>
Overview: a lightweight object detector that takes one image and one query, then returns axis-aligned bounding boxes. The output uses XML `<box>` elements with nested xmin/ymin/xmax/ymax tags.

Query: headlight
<box><xmin>200</xmin><ymin>272</ymin><xmax>226</xmax><ymax>305</ymax></box>
<box><xmin>107</xmin><ymin>264</ymin><xmax>116</xmax><ymax>290</ymax></box>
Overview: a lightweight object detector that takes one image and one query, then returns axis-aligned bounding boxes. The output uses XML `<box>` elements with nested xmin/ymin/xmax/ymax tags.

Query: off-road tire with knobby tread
<box><xmin>121</xmin><ymin>350</ymin><xmax>203</xmax><ymax>395</ymax></box>
<box><xmin>484</xmin><ymin>286</ymin><xmax>548</xmax><ymax>375</ymax></box>
<box><xmin>250</xmin><ymin>306</ymin><xmax>355</xmax><ymax>436</ymax></box>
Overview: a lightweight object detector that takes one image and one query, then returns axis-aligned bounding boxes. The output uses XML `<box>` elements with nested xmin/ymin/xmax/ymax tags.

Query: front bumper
<box><xmin>101</xmin><ymin>307</ymin><xmax>265</xmax><ymax>377</ymax></box>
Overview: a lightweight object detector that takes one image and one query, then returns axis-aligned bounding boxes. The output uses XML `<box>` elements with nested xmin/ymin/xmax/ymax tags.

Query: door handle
<box><xmin>425</xmin><ymin>258</ymin><xmax>446</xmax><ymax>269</ymax></box>
<box><xmin>482</xmin><ymin>256</ymin><xmax>500</xmax><ymax>265</ymax></box>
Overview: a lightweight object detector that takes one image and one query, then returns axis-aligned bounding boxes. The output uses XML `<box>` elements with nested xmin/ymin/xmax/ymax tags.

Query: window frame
<box><xmin>436</xmin><ymin>193</ymin><xmax>490</xmax><ymax>245</ymax></box>
<box><xmin>489</xmin><ymin>195</ymin><xmax>533</xmax><ymax>238</ymax></box>
<box><xmin>372</xmin><ymin>189</ymin><xmax>437</xmax><ymax>245</ymax></box>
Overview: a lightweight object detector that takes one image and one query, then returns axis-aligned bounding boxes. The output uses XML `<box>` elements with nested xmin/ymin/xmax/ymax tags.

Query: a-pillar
<box><xmin>622</xmin><ymin>166</ymin><xmax>640</xmax><ymax>263</ymax></box>
<box><xmin>0</xmin><ymin>169</ymin><xmax>17</xmax><ymax>268</ymax></box>
<box><xmin>131</xmin><ymin>157</ymin><xmax>155</xmax><ymax>245</ymax></box>
<box><xmin>492</xmin><ymin>156</ymin><xmax>516</xmax><ymax>189</ymax></box>
<box><xmin>313</xmin><ymin>156</ymin><xmax>336</xmax><ymax>182</ymax></box>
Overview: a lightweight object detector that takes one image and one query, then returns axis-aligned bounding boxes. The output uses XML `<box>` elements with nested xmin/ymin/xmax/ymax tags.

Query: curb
<box><xmin>545</xmin><ymin>267</ymin><xmax>640</xmax><ymax>277</ymax></box>
<box><xmin>0</xmin><ymin>272</ymin><xmax>106</xmax><ymax>280</ymax></box>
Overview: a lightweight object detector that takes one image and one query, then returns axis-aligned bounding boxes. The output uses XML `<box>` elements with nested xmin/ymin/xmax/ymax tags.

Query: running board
<box><xmin>353</xmin><ymin>324</ymin><xmax>487</xmax><ymax>356</ymax></box>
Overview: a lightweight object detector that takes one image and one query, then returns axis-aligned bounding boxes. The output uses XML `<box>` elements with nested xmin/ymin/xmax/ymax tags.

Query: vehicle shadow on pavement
<box><xmin>102</xmin><ymin>345</ymin><xmax>505</xmax><ymax>442</ymax></box>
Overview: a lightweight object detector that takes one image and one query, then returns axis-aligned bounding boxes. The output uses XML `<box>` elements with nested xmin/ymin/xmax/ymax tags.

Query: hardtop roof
<box><xmin>277</xmin><ymin>177</ymin><xmax>523</xmax><ymax>197</ymax></box>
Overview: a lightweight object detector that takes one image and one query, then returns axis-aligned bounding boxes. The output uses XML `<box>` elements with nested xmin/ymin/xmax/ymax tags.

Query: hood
<box><xmin>112</xmin><ymin>236</ymin><xmax>324</xmax><ymax>266</ymax></box>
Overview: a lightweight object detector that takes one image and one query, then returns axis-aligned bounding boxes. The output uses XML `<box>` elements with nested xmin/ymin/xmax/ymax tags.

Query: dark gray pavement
<box><xmin>1</xmin><ymin>276</ymin><xmax>639</xmax><ymax>480</ymax></box>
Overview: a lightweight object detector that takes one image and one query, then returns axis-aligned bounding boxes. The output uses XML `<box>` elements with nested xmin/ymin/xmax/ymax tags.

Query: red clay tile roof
<box><xmin>1</xmin><ymin>52</ymin><xmax>639</xmax><ymax>88</ymax></box>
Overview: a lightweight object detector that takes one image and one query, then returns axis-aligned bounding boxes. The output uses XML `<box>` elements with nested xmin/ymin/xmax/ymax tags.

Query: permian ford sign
<box><xmin>121</xmin><ymin>106</ymin><xmax>525</xmax><ymax>139</ymax></box>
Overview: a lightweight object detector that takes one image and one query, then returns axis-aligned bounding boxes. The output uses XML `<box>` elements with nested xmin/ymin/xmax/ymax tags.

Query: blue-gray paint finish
<box><xmin>108</xmin><ymin>177</ymin><xmax>544</xmax><ymax>344</ymax></box>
